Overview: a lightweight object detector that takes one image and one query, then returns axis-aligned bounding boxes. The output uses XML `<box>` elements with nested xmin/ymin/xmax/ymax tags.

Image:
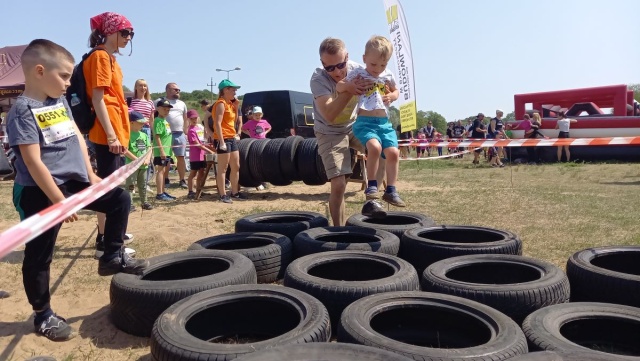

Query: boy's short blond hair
<box><xmin>319</xmin><ymin>37</ymin><xmax>345</xmax><ymax>56</ymax></box>
<box><xmin>21</xmin><ymin>39</ymin><xmax>74</xmax><ymax>70</ymax></box>
<box><xmin>365</xmin><ymin>36</ymin><xmax>393</xmax><ymax>60</ymax></box>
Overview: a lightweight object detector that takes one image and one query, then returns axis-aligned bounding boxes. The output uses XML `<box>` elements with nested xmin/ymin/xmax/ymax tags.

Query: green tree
<box><xmin>388</xmin><ymin>106</ymin><xmax>400</xmax><ymax>129</ymax></box>
<box><xmin>629</xmin><ymin>83</ymin><xmax>640</xmax><ymax>102</ymax></box>
<box><xmin>504</xmin><ymin>111</ymin><xmax>515</xmax><ymax>121</ymax></box>
<box><xmin>420</xmin><ymin>111</ymin><xmax>447</xmax><ymax>133</ymax></box>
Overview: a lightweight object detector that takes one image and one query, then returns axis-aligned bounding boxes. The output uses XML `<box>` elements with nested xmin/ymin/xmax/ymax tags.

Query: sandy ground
<box><xmin>0</xmin><ymin>176</ymin><xmax>370</xmax><ymax>361</ymax></box>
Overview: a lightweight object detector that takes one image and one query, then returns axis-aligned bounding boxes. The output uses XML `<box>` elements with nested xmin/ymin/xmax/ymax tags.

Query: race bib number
<box><xmin>195</xmin><ymin>125</ymin><xmax>205</xmax><ymax>142</ymax></box>
<box><xmin>31</xmin><ymin>103</ymin><xmax>75</xmax><ymax>144</ymax></box>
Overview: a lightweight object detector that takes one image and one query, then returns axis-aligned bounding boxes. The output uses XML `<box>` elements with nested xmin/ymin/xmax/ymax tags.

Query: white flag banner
<box><xmin>383</xmin><ymin>0</ymin><xmax>417</xmax><ymax>132</ymax></box>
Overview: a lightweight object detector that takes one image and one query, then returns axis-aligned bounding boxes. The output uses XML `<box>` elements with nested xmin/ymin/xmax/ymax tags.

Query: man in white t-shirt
<box><xmin>158</xmin><ymin>83</ymin><xmax>188</xmax><ymax>188</ymax></box>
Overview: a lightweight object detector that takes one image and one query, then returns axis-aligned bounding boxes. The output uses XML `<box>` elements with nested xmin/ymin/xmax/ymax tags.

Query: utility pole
<box><xmin>207</xmin><ymin>77</ymin><xmax>216</xmax><ymax>101</ymax></box>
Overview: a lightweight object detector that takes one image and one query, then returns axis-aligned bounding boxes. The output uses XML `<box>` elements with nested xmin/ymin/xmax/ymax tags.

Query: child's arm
<box><xmin>155</xmin><ymin>134</ymin><xmax>166</xmax><ymax>158</ymax></box>
<box><xmin>124</xmin><ymin>149</ymin><xmax>137</xmax><ymax>161</ymax></box>
<box><xmin>19</xmin><ymin>144</ymin><xmax>78</xmax><ymax>222</ymax></box>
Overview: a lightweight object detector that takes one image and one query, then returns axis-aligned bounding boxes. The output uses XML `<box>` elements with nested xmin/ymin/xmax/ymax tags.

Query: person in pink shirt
<box><xmin>186</xmin><ymin>109</ymin><xmax>214</xmax><ymax>199</ymax></box>
<box><xmin>241</xmin><ymin>106</ymin><xmax>272</xmax><ymax>139</ymax></box>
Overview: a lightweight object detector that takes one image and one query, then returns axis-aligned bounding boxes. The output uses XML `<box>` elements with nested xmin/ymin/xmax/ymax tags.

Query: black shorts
<box><xmin>190</xmin><ymin>161</ymin><xmax>206</xmax><ymax>170</ymax></box>
<box><xmin>214</xmin><ymin>138</ymin><xmax>238</xmax><ymax>154</ymax></box>
<box><xmin>153</xmin><ymin>157</ymin><xmax>171</xmax><ymax>167</ymax></box>
<box><xmin>558</xmin><ymin>131</ymin><xmax>570</xmax><ymax>139</ymax></box>
<box><xmin>94</xmin><ymin>144</ymin><xmax>121</xmax><ymax>178</ymax></box>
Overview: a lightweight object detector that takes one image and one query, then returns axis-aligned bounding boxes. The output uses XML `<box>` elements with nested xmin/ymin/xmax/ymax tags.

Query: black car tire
<box><xmin>284</xmin><ymin>250</ymin><xmax>419</xmax><ymax>326</ymax></box>
<box><xmin>400</xmin><ymin>225</ymin><xmax>522</xmax><ymax>274</ymax></box>
<box><xmin>422</xmin><ymin>254</ymin><xmax>570</xmax><ymax>323</ymax></box>
<box><xmin>150</xmin><ymin>284</ymin><xmax>331</xmax><ymax>361</ymax></box>
<box><xmin>293</xmin><ymin>226</ymin><xmax>400</xmax><ymax>258</ymax></box>
<box><xmin>345</xmin><ymin>211</ymin><xmax>436</xmax><ymax>239</ymax></box>
<box><xmin>235</xmin><ymin>211</ymin><xmax>329</xmax><ymax>243</ymax></box>
<box><xmin>233</xmin><ymin>343</ymin><xmax>414</xmax><ymax>361</ymax></box>
<box><xmin>566</xmin><ymin>246</ymin><xmax>640</xmax><ymax>307</ymax></box>
<box><xmin>110</xmin><ymin>250</ymin><xmax>256</xmax><ymax>337</ymax></box>
<box><xmin>188</xmin><ymin>232</ymin><xmax>292</xmax><ymax>283</ymax></box>
<box><xmin>338</xmin><ymin>291</ymin><xmax>527</xmax><ymax>360</ymax></box>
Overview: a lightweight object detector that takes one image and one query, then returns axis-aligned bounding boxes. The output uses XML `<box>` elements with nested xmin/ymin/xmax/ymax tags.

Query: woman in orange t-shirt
<box><xmin>213</xmin><ymin>79</ymin><xmax>244</xmax><ymax>203</ymax></box>
<box><xmin>84</xmin><ymin>12</ymin><xmax>135</xmax><ymax>250</ymax></box>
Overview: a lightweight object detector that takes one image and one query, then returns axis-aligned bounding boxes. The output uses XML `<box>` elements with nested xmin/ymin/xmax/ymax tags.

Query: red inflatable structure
<box><xmin>510</xmin><ymin>84</ymin><xmax>640</xmax><ymax>160</ymax></box>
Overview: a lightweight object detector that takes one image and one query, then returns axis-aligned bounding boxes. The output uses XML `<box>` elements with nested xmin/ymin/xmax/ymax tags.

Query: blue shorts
<box><xmin>352</xmin><ymin>116</ymin><xmax>398</xmax><ymax>151</ymax></box>
<box><xmin>172</xmin><ymin>132</ymin><xmax>187</xmax><ymax>156</ymax></box>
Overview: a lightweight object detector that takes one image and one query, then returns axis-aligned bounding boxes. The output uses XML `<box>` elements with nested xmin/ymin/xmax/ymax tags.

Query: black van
<box><xmin>241</xmin><ymin>90</ymin><xmax>315</xmax><ymax>138</ymax></box>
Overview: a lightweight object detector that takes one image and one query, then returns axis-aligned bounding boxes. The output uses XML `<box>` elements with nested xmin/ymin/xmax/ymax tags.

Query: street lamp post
<box><xmin>216</xmin><ymin>67</ymin><xmax>241</xmax><ymax>80</ymax></box>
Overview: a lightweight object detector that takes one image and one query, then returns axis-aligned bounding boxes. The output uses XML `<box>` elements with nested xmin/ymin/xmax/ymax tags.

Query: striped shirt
<box><xmin>128</xmin><ymin>98</ymin><xmax>155</xmax><ymax>125</ymax></box>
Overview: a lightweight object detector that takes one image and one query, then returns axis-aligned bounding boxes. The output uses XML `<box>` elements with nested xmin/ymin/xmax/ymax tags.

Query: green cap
<box><xmin>218</xmin><ymin>79</ymin><xmax>241</xmax><ymax>90</ymax></box>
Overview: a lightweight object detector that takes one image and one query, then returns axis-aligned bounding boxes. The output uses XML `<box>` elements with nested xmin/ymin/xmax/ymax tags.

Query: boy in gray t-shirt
<box><xmin>6</xmin><ymin>39</ymin><xmax>148</xmax><ymax>342</ymax></box>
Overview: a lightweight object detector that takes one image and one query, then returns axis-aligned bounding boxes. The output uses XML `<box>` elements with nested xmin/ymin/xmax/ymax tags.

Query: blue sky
<box><xmin>2</xmin><ymin>0</ymin><xmax>638</xmax><ymax>120</ymax></box>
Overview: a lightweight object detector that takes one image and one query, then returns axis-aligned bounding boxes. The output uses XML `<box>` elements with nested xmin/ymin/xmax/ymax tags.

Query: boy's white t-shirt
<box><xmin>345</xmin><ymin>67</ymin><xmax>396</xmax><ymax>114</ymax></box>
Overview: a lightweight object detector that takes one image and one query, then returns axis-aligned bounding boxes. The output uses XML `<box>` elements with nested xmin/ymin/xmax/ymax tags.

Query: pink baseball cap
<box><xmin>187</xmin><ymin>109</ymin><xmax>199</xmax><ymax>119</ymax></box>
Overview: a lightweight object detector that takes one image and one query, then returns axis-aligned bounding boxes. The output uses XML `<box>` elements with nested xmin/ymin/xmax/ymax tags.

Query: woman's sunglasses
<box><xmin>323</xmin><ymin>60</ymin><xmax>347</xmax><ymax>72</ymax></box>
<box><xmin>119</xmin><ymin>29</ymin><xmax>135</xmax><ymax>39</ymax></box>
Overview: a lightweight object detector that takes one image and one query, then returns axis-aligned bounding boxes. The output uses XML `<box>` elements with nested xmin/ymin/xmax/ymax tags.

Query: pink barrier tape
<box><xmin>397</xmin><ymin>136</ymin><xmax>640</xmax><ymax>148</ymax></box>
<box><xmin>0</xmin><ymin>150</ymin><xmax>151</xmax><ymax>260</ymax></box>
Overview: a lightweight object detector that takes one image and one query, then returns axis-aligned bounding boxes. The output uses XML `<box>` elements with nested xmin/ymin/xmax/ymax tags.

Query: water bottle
<box><xmin>70</xmin><ymin>93</ymin><xmax>81</xmax><ymax>107</ymax></box>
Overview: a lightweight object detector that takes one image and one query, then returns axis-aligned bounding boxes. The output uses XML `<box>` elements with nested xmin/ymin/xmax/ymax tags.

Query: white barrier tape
<box><xmin>397</xmin><ymin>136</ymin><xmax>640</xmax><ymax>148</ymax></box>
<box><xmin>400</xmin><ymin>148</ymin><xmax>476</xmax><ymax>161</ymax></box>
<box><xmin>0</xmin><ymin>150</ymin><xmax>151</xmax><ymax>260</ymax></box>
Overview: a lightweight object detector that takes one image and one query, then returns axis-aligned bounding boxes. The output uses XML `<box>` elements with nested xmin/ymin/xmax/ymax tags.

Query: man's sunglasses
<box><xmin>323</xmin><ymin>60</ymin><xmax>347</xmax><ymax>72</ymax></box>
<box><xmin>171</xmin><ymin>88</ymin><xmax>181</xmax><ymax>92</ymax></box>
<box><xmin>119</xmin><ymin>29</ymin><xmax>135</xmax><ymax>39</ymax></box>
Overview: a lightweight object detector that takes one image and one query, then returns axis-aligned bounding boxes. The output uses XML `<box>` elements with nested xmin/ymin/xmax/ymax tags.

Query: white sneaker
<box><xmin>124</xmin><ymin>233</ymin><xmax>134</xmax><ymax>244</ymax></box>
<box><xmin>95</xmin><ymin>247</ymin><xmax>136</xmax><ymax>259</ymax></box>
<box><xmin>256</xmin><ymin>185</ymin><xmax>265</xmax><ymax>191</ymax></box>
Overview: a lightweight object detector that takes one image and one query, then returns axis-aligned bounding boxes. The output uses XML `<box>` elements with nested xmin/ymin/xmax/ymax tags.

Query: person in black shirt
<box><xmin>471</xmin><ymin>113</ymin><xmax>487</xmax><ymax>164</ymax></box>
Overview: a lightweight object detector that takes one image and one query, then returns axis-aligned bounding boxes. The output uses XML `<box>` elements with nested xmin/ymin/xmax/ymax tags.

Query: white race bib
<box><xmin>31</xmin><ymin>103</ymin><xmax>76</xmax><ymax>144</ymax></box>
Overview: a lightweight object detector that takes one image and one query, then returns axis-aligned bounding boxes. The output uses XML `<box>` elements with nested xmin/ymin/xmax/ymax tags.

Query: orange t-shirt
<box><xmin>83</xmin><ymin>47</ymin><xmax>130</xmax><ymax>146</ymax></box>
<box><xmin>212</xmin><ymin>98</ymin><xmax>238</xmax><ymax>139</ymax></box>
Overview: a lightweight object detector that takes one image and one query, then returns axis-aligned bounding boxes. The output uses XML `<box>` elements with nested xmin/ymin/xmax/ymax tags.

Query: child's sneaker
<box><xmin>220</xmin><ymin>194</ymin><xmax>233</xmax><ymax>204</ymax></box>
<box><xmin>163</xmin><ymin>192</ymin><xmax>177</xmax><ymax>200</ymax></box>
<box><xmin>98</xmin><ymin>248</ymin><xmax>149</xmax><ymax>276</ymax></box>
<box><xmin>231</xmin><ymin>192</ymin><xmax>248</xmax><ymax>200</ymax></box>
<box><xmin>179</xmin><ymin>180</ymin><xmax>188</xmax><ymax>189</ymax></box>
<box><xmin>35</xmin><ymin>314</ymin><xmax>77</xmax><ymax>341</ymax></box>
<box><xmin>156</xmin><ymin>193</ymin><xmax>173</xmax><ymax>201</ymax></box>
<box><xmin>95</xmin><ymin>240</ymin><xmax>136</xmax><ymax>259</ymax></box>
<box><xmin>382</xmin><ymin>192</ymin><xmax>406</xmax><ymax>207</ymax></box>
<box><xmin>187</xmin><ymin>191</ymin><xmax>196</xmax><ymax>199</ymax></box>
<box><xmin>361</xmin><ymin>200</ymin><xmax>387</xmax><ymax>219</ymax></box>
<box><xmin>364</xmin><ymin>186</ymin><xmax>379</xmax><ymax>200</ymax></box>
<box><xmin>142</xmin><ymin>202</ymin><xmax>153</xmax><ymax>210</ymax></box>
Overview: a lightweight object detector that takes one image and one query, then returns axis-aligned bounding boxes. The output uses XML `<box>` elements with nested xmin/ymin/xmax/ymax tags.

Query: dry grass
<box><xmin>0</xmin><ymin>157</ymin><xmax>639</xmax><ymax>360</ymax></box>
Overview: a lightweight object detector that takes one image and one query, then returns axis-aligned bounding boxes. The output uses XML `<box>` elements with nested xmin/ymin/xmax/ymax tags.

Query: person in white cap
<box><xmin>241</xmin><ymin>106</ymin><xmax>272</xmax><ymax>139</ymax></box>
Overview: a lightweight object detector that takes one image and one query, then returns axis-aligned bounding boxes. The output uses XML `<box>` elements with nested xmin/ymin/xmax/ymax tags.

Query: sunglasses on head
<box><xmin>323</xmin><ymin>60</ymin><xmax>347</xmax><ymax>72</ymax></box>
<box><xmin>119</xmin><ymin>29</ymin><xmax>135</xmax><ymax>39</ymax></box>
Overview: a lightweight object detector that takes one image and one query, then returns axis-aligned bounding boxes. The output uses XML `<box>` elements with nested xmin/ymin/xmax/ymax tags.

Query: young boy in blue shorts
<box><xmin>6</xmin><ymin>39</ymin><xmax>148</xmax><ymax>341</ymax></box>
<box><xmin>337</xmin><ymin>35</ymin><xmax>405</xmax><ymax>211</ymax></box>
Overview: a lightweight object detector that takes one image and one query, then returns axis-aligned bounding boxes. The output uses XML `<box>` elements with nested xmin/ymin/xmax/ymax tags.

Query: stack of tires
<box><xmin>238</xmin><ymin>136</ymin><xmax>328</xmax><ymax>188</ymax></box>
<box><xmin>109</xmin><ymin>209</ymin><xmax>640</xmax><ymax>361</ymax></box>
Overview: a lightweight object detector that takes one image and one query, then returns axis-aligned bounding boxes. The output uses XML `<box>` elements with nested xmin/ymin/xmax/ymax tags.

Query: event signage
<box><xmin>383</xmin><ymin>0</ymin><xmax>417</xmax><ymax>132</ymax></box>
